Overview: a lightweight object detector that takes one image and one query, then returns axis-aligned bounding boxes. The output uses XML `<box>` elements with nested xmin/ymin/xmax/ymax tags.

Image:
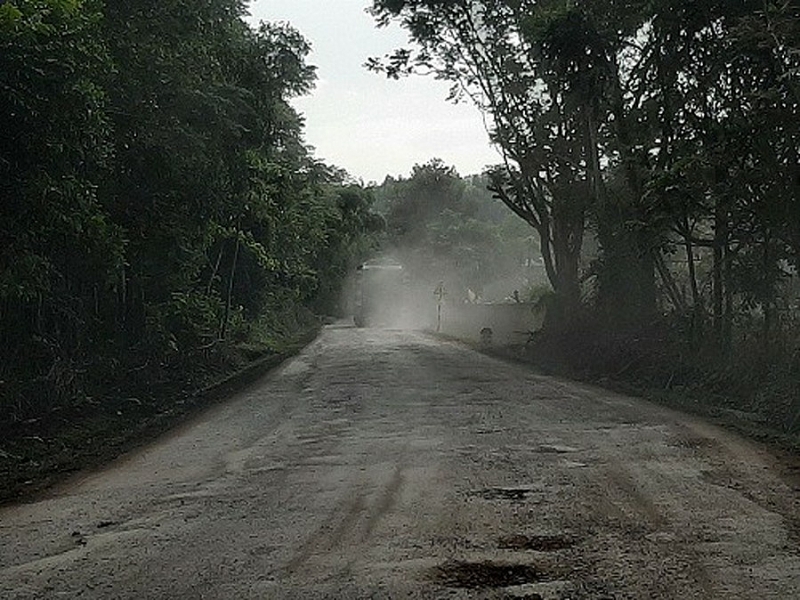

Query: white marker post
<box><xmin>434</xmin><ymin>281</ymin><xmax>445</xmax><ymax>333</ymax></box>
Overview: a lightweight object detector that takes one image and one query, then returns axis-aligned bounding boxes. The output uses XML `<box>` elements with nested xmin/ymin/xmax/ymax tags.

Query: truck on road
<box><xmin>353</xmin><ymin>260</ymin><xmax>406</xmax><ymax>328</ymax></box>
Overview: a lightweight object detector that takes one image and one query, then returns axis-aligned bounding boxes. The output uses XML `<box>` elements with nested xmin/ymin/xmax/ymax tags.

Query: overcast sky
<box><xmin>246</xmin><ymin>0</ymin><xmax>500</xmax><ymax>183</ymax></box>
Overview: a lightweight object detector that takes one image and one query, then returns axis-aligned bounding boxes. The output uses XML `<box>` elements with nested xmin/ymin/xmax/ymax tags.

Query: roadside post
<box><xmin>434</xmin><ymin>281</ymin><xmax>445</xmax><ymax>333</ymax></box>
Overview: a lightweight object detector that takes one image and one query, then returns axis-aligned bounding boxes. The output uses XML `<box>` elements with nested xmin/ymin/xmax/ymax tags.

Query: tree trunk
<box><xmin>654</xmin><ymin>252</ymin><xmax>685</xmax><ymax>313</ymax></box>
<box><xmin>536</xmin><ymin>221</ymin><xmax>558</xmax><ymax>295</ymax></box>
<box><xmin>206</xmin><ymin>244</ymin><xmax>225</xmax><ymax>296</ymax></box>
<box><xmin>762</xmin><ymin>230</ymin><xmax>776</xmax><ymax>347</ymax></box>
<box><xmin>220</xmin><ymin>233</ymin><xmax>241</xmax><ymax>341</ymax></box>
<box><xmin>712</xmin><ymin>197</ymin><xmax>726</xmax><ymax>343</ymax></box>
<box><xmin>684</xmin><ymin>232</ymin><xmax>703</xmax><ymax>345</ymax></box>
<box><xmin>723</xmin><ymin>242</ymin><xmax>733</xmax><ymax>351</ymax></box>
<box><xmin>553</xmin><ymin>218</ymin><xmax>581</xmax><ymax>310</ymax></box>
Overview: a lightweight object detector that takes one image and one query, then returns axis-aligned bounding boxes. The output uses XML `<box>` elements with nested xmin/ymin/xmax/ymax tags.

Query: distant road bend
<box><xmin>1</xmin><ymin>325</ymin><xmax>799</xmax><ymax>598</ymax></box>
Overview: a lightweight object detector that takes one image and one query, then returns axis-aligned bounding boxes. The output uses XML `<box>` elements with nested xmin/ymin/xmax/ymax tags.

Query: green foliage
<box><xmin>632</xmin><ymin>0</ymin><xmax>800</xmax><ymax>343</ymax></box>
<box><xmin>375</xmin><ymin>0</ymin><xmax>798</xmax><ymax>322</ymax></box>
<box><xmin>372</xmin><ymin>0</ymin><xmax>800</xmax><ymax>429</ymax></box>
<box><xmin>0</xmin><ymin>0</ymin><xmax>123</xmax><ymax>372</ymax></box>
<box><xmin>1</xmin><ymin>0</ymin><xmax>382</xmax><ymax>419</ymax></box>
<box><xmin>369</xmin><ymin>0</ymin><xmax>619</xmax><ymax>316</ymax></box>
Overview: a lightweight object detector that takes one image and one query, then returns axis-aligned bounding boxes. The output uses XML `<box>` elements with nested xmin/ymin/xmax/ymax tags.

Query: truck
<box><xmin>353</xmin><ymin>260</ymin><xmax>406</xmax><ymax>328</ymax></box>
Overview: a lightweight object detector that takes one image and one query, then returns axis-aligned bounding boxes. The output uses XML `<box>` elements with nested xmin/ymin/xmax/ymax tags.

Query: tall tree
<box><xmin>1</xmin><ymin>0</ymin><xmax>383</xmax><ymax>419</ymax></box>
<box><xmin>641</xmin><ymin>0</ymin><xmax>800</xmax><ymax>344</ymax></box>
<box><xmin>369</xmin><ymin>0</ymin><xmax>645</xmax><ymax>321</ymax></box>
<box><xmin>375</xmin><ymin>160</ymin><xmax>542</xmax><ymax>299</ymax></box>
<box><xmin>0</xmin><ymin>0</ymin><xmax>124</xmax><ymax>381</ymax></box>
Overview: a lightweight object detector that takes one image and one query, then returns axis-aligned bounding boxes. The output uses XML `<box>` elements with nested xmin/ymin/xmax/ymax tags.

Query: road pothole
<box><xmin>469</xmin><ymin>487</ymin><xmax>533</xmax><ymax>501</ymax></box>
<box><xmin>429</xmin><ymin>560</ymin><xmax>544</xmax><ymax>589</ymax></box>
<box><xmin>537</xmin><ymin>444</ymin><xmax>580</xmax><ymax>454</ymax></box>
<box><xmin>498</xmin><ymin>534</ymin><xmax>574</xmax><ymax>552</ymax></box>
<box><xmin>669</xmin><ymin>436</ymin><xmax>717</xmax><ymax>450</ymax></box>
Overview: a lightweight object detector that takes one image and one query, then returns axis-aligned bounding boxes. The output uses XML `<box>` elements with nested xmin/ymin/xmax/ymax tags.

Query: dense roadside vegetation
<box><xmin>371</xmin><ymin>0</ymin><xmax>800</xmax><ymax>442</ymax></box>
<box><xmin>0</xmin><ymin>0</ymin><xmax>380</xmax><ymax>499</ymax></box>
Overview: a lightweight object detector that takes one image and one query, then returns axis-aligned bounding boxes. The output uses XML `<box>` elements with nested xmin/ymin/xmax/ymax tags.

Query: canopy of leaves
<box><xmin>371</xmin><ymin>0</ymin><xmax>800</xmax><ymax>339</ymax></box>
<box><xmin>1</xmin><ymin>0</ymin><xmax>381</xmax><ymax>418</ymax></box>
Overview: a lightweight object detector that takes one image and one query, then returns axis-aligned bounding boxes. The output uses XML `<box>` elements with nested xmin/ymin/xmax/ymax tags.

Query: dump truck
<box><xmin>353</xmin><ymin>260</ymin><xmax>406</xmax><ymax>328</ymax></box>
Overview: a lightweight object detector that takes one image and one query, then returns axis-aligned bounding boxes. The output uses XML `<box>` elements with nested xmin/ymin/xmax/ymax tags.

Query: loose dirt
<box><xmin>1</xmin><ymin>325</ymin><xmax>798</xmax><ymax>598</ymax></box>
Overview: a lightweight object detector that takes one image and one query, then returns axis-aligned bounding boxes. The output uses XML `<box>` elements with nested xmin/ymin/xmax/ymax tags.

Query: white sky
<box><xmin>246</xmin><ymin>0</ymin><xmax>501</xmax><ymax>183</ymax></box>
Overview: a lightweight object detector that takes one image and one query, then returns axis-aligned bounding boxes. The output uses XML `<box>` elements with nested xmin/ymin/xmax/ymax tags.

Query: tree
<box><xmin>368</xmin><ymin>0</ymin><xmax>643</xmax><ymax>322</ymax></box>
<box><xmin>384</xmin><ymin>159</ymin><xmax>464</xmax><ymax>245</ymax></box>
<box><xmin>1</xmin><ymin>0</ymin><xmax>384</xmax><ymax>420</ymax></box>
<box><xmin>640</xmin><ymin>0</ymin><xmax>800</xmax><ymax>345</ymax></box>
<box><xmin>371</xmin><ymin>0</ymin><xmax>799</xmax><ymax>340</ymax></box>
<box><xmin>0</xmin><ymin>0</ymin><xmax>124</xmax><ymax>388</ymax></box>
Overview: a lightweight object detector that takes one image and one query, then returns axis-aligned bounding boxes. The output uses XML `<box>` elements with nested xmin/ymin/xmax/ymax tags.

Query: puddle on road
<box><xmin>429</xmin><ymin>560</ymin><xmax>545</xmax><ymax>589</ymax></box>
<box><xmin>498</xmin><ymin>534</ymin><xmax>575</xmax><ymax>552</ymax></box>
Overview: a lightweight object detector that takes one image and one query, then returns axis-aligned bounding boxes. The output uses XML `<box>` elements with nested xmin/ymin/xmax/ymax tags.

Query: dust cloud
<box><xmin>341</xmin><ymin>250</ymin><xmax>545</xmax><ymax>345</ymax></box>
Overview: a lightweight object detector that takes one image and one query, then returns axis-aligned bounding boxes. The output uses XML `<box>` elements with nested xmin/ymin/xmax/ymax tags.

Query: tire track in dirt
<box><xmin>283</xmin><ymin>463</ymin><xmax>406</xmax><ymax>577</ymax></box>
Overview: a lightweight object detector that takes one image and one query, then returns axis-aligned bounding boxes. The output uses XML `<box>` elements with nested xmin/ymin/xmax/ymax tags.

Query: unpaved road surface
<box><xmin>2</xmin><ymin>326</ymin><xmax>799</xmax><ymax>599</ymax></box>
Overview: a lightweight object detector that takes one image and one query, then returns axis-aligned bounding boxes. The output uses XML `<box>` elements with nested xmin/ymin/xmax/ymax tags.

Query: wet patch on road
<box><xmin>474</xmin><ymin>427</ymin><xmax>507</xmax><ymax>435</ymax></box>
<box><xmin>428</xmin><ymin>560</ymin><xmax>546</xmax><ymax>589</ymax></box>
<box><xmin>498</xmin><ymin>534</ymin><xmax>575</xmax><ymax>552</ymax></box>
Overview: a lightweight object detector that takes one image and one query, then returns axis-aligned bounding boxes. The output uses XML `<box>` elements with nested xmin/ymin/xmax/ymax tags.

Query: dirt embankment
<box><xmin>0</xmin><ymin>326</ymin><xmax>319</xmax><ymax>505</ymax></box>
<box><xmin>483</xmin><ymin>329</ymin><xmax>800</xmax><ymax>457</ymax></box>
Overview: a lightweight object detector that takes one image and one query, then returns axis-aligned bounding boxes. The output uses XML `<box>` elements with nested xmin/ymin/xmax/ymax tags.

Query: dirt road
<box><xmin>2</xmin><ymin>326</ymin><xmax>799</xmax><ymax>599</ymax></box>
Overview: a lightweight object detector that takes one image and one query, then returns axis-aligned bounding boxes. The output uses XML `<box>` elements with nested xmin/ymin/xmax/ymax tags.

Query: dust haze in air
<box><xmin>343</xmin><ymin>252</ymin><xmax>441</xmax><ymax>332</ymax></box>
<box><xmin>337</xmin><ymin>161</ymin><xmax>552</xmax><ymax>340</ymax></box>
<box><xmin>341</xmin><ymin>245</ymin><xmax>548</xmax><ymax>346</ymax></box>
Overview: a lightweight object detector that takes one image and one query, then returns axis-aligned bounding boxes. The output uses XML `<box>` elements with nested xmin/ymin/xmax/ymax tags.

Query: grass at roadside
<box><xmin>477</xmin><ymin>337</ymin><xmax>800</xmax><ymax>457</ymax></box>
<box><xmin>0</xmin><ymin>324</ymin><xmax>320</xmax><ymax>506</ymax></box>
